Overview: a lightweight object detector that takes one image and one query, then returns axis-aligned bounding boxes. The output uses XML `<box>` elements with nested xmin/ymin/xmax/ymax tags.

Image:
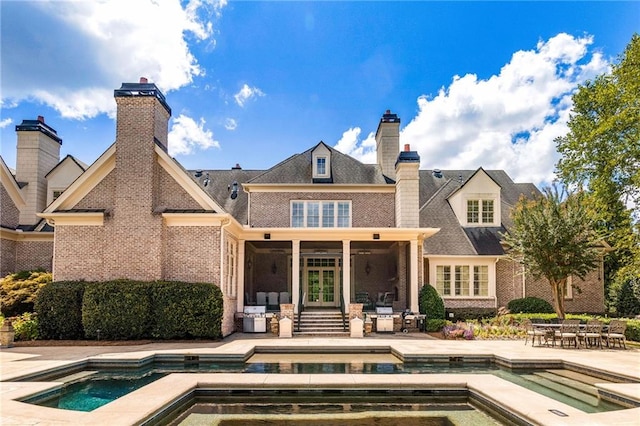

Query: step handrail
<box><xmin>296</xmin><ymin>291</ymin><xmax>306</xmax><ymax>332</ymax></box>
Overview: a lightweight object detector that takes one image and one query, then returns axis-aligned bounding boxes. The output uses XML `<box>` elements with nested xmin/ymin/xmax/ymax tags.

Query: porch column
<box><xmin>292</xmin><ymin>239</ymin><xmax>300</xmax><ymax>314</ymax></box>
<box><xmin>236</xmin><ymin>240</ymin><xmax>245</xmax><ymax>313</ymax></box>
<box><xmin>410</xmin><ymin>239</ymin><xmax>419</xmax><ymax>313</ymax></box>
<box><xmin>342</xmin><ymin>239</ymin><xmax>351</xmax><ymax>314</ymax></box>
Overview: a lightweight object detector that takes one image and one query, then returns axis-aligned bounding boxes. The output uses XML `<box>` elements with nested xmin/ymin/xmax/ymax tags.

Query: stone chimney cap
<box><xmin>381</xmin><ymin>110</ymin><xmax>400</xmax><ymax>124</ymax></box>
<box><xmin>114</xmin><ymin>80</ymin><xmax>171</xmax><ymax>115</ymax></box>
<box><xmin>395</xmin><ymin>147</ymin><xmax>420</xmax><ymax>167</ymax></box>
<box><xmin>15</xmin><ymin>118</ymin><xmax>62</xmax><ymax>144</ymax></box>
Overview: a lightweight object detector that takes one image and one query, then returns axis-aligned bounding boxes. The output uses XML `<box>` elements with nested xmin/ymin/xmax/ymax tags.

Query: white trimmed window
<box><xmin>433</xmin><ymin>262</ymin><xmax>492</xmax><ymax>298</ymax></box>
<box><xmin>291</xmin><ymin>201</ymin><xmax>351</xmax><ymax>228</ymax></box>
<box><xmin>467</xmin><ymin>199</ymin><xmax>495</xmax><ymax>225</ymax></box>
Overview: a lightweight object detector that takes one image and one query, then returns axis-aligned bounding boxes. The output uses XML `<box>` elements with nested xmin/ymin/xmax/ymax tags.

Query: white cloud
<box><xmin>397</xmin><ymin>33</ymin><xmax>609</xmax><ymax>186</ymax></box>
<box><xmin>0</xmin><ymin>118</ymin><xmax>13</xmax><ymax>129</ymax></box>
<box><xmin>224</xmin><ymin>118</ymin><xmax>238</xmax><ymax>130</ymax></box>
<box><xmin>1</xmin><ymin>0</ymin><xmax>225</xmax><ymax>119</ymax></box>
<box><xmin>168</xmin><ymin>114</ymin><xmax>220</xmax><ymax>156</ymax></box>
<box><xmin>334</xmin><ymin>127</ymin><xmax>377</xmax><ymax>164</ymax></box>
<box><xmin>234</xmin><ymin>84</ymin><xmax>265</xmax><ymax>107</ymax></box>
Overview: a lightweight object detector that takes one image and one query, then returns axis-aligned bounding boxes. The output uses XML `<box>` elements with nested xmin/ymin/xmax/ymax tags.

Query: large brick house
<box><xmin>0</xmin><ymin>79</ymin><xmax>605</xmax><ymax>335</ymax></box>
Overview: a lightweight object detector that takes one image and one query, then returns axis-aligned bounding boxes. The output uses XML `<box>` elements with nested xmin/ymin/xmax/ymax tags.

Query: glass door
<box><xmin>305</xmin><ymin>258</ymin><xmax>338</xmax><ymax>307</ymax></box>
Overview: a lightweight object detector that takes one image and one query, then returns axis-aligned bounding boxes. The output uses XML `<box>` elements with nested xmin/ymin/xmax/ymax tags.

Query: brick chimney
<box><xmin>106</xmin><ymin>78</ymin><xmax>172</xmax><ymax>281</ymax></box>
<box><xmin>375</xmin><ymin>110</ymin><xmax>400</xmax><ymax>181</ymax></box>
<box><xmin>395</xmin><ymin>143</ymin><xmax>420</xmax><ymax>228</ymax></box>
<box><xmin>15</xmin><ymin>116</ymin><xmax>62</xmax><ymax>225</ymax></box>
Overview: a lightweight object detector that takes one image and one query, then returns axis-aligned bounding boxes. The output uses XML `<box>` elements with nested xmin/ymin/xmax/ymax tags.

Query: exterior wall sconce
<box><xmin>264</xmin><ymin>233</ymin><xmax>271</xmax><ymax>240</ymax></box>
<box><xmin>272</xmin><ymin>261</ymin><xmax>278</xmax><ymax>274</ymax></box>
<box><xmin>373</xmin><ymin>233</ymin><xmax>380</xmax><ymax>240</ymax></box>
<box><xmin>365</xmin><ymin>261</ymin><xmax>371</xmax><ymax>275</ymax></box>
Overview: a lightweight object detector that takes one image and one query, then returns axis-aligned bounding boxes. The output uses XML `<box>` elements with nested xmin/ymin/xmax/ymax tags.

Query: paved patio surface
<box><xmin>1</xmin><ymin>333</ymin><xmax>639</xmax><ymax>425</ymax></box>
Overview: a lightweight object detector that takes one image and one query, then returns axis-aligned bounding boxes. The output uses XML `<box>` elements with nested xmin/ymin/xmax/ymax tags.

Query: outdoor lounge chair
<box><xmin>578</xmin><ymin>319</ymin><xmax>603</xmax><ymax>349</ymax></box>
<box><xmin>557</xmin><ymin>319</ymin><xmax>580</xmax><ymax>348</ymax></box>
<box><xmin>603</xmin><ymin>319</ymin><xmax>627</xmax><ymax>349</ymax></box>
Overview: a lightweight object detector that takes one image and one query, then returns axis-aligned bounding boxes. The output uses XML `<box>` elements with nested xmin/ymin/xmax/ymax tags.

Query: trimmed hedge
<box><xmin>446</xmin><ymin>308</ymin><xmax>497</xmax><ymax>321</ymax></box>
<box><xmin>83</xmin><ymin>280</ymin><xmax>152</xmax><ymax>340</ymax></box>
<box><xmin>507</xmin><ymin>297</ymin><xmax>554</xmax><ymax>314</ymax></box>
<box><xmin>35</xmin><ymin>279</ymin><xmax>224</xmax><ymax>340</ymax></box>
<box><xmin>150</xmin><ymin>281</ymin><xmax>223</xmax><ymax>339</ymax></box>
<box><xmin>418</xmin><ymin>284</ymin><xmax>445</xmax><ymax>320</ymax></box>
<box><xmin>35</xmin><ymin>281</ymin><xmax>86</xmax><ymax>339</ymax></box>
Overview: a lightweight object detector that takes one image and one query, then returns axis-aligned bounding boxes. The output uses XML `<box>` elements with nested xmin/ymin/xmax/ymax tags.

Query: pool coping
<box><xmin>1</xmin><ymin>338</ymin><xmax>639</xmax><ymax>425</ymax></box>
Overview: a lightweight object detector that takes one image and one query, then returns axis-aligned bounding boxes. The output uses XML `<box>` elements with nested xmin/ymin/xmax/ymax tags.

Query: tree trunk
<box><xmin>550</xmin><ymin>278</ymin><xmax>566</xmax><ymax>320</ymax></box>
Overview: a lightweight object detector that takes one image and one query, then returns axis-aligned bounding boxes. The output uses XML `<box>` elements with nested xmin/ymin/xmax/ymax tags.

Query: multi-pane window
<box><xmin>467</xmin><ymin>199</ymin><xmax>494</xmax><ymax>224</ymax></box>
<box><xmin>317</xmin><ymin>157</ymin><xmax>326</xmax><ymax>175</ymax></box>
<box><xmin>52</xmin><ymin>190</ymin><xmax>64</xmax><ymax>201</ymax></box>
<box><xmin>435</xmin><ymin>264</ymin><xmax>490</xmax><ymax>298</ymax></box>
<box><xmin>473</xmin><ymin>265</ymin><xmax>488</xmax><ymax>296</ymax></box>
<box><xmin>455</xmin><ymin>266</ymin><xmax>470</xmax><ymax>296</ymax></box>
<box><xmin>436</xmin><ymin>266</ymin><xmax>451</xmax><ymax>296</ymax></box>
<box><xmin>467</xmin><ymin>200</ymin><xmax>479</xmax><ymax>223</ymax></box>
<box><xmin>291</xmin><ymin>201</ymin><xmax>351</xmax><ymax>228</ymax></box>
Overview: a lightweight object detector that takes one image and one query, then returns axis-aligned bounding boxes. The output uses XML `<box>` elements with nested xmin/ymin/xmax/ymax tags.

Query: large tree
<box><xmin>555</xmin><ymin>34</ymin><xmax>640</xmax><ymax>306</ymax></box>
<box><xmin>502</xmin><ymin>187</ymin><xmax>603</xmax><ymax>319</ymax></box>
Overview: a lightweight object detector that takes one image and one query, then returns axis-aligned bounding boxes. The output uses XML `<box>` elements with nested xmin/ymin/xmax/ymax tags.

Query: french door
<box><xmin>305</xmin><ymin>258</ymin><xmax>338</xmax><ymax>307</ymax></box>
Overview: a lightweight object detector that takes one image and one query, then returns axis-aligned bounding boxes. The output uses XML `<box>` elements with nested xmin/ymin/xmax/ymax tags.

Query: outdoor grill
<box><xmin>375</xmin><ymin>306</ymin><xmax>395</xmax><ymax>333</ymax></box>
<box><xmin>243</xmin><ymin>306</ymin><xmax>267</xmax><ymax>333</ymax></box>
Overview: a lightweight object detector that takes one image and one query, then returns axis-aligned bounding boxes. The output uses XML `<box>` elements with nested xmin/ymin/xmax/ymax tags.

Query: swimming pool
<box><xmin>20</xmin><ymin>356</ymin><xmax>628</xmax><ymax>414</ymax></box>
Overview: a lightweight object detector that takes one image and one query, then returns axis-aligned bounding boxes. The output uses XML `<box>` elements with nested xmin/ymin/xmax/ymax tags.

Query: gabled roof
<box><xmin>0</xmin><ymin>156</ymin><xmax>26</xmax><ymax>209</ymax></box>
<box><xmin>247</xmin><ymin>142</ymin><xmax>392</xmax><ymax>185</ymax></box>
<box><xmin>420</xmin><ymin>169</ymin><xmax>540</xmax><ymax>256</ymax></box>
<box><xmin>45</xmin><ymin>154</ymin><xmax>88</xmax><ymax>178</ymax></box>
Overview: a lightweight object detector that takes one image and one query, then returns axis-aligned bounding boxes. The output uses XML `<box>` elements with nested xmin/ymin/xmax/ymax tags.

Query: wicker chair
<box><xmin>557</xmin><ymin>319</ymin><xmax>580</xmax><ymax>348</ymax></box>
<box><xmin>522</xmin><ymin>319</ymin><xmax>545</xmax><ymax>347</ymax></box>
<box><xmin>603</xmin><ymin>319</ymin><xmax>627</xmax><ymax>349</ymax></box>
<box><xmin>578</xmin><ymin>319</ymin><xmax>603</xmax><ymax>349</ymax></box>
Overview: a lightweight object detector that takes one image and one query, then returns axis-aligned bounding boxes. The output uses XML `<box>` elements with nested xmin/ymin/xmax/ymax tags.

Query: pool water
<box><xmin>30</xmin><ymin>361</ymin><xmax>625</xmax><ymax>414</ymax></box>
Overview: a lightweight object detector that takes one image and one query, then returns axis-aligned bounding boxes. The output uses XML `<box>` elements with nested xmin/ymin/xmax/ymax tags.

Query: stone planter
<box><xmin>0</xmin><ymin>319</ymin><xmax>15</xmax><ymax>348</ymax></box>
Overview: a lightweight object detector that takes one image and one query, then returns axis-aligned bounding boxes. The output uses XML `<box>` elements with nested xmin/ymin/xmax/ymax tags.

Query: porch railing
<box><xmin>339</xmin><ymin>292</ymin><xmax>347</xmax><ymax>331</ymax></box>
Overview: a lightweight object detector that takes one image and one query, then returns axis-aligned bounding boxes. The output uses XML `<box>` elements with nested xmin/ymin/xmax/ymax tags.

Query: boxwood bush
<box><xmin>35</xmin><ymin>280</ymin><xmax>87</xmax><ymax>339</ymax></box>
<box><xmin>507</xmin><ymin>297</ymin><xmax>554</xmax><ymax>314</ymax></box>
<box><xmin>150</xmin><ymin>281</ymin><xmax>223</xmax><ymax>339</ymax></box>
<box><xmin>82</xmin><ymin>280</ymin><xmax>153</xmax><ymax>340</ymax></box>
<box><xmin>419</xmin><ymin>284</ymin><xmax>445</xmax><ymax>320</ymax></box>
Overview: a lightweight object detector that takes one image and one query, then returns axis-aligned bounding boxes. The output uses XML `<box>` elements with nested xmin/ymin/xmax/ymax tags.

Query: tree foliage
<box><xmin>0</xmin><ymin>270</ymin><xmax>52</xmax><ymax>317</ymax></box>
<box><xmin>502</xmin><ymin>186</ymin><xmax>603</xmax><ymax>319</ymax></box>
<box><xmin>555</xmin><ymin>33</ymin><xmax>640</xmax><ymax>302</ymax></box>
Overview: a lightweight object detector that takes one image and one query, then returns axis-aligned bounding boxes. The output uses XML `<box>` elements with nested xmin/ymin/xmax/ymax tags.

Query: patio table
<box><xmin>531</xmin><ymin>323</ymin><xmax>608</xmax><ymax>348</ymax></box>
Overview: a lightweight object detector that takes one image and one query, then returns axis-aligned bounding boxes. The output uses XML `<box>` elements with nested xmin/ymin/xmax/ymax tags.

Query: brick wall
<box><xmin>496</xmin><ymin>259</ymin><xmax>523</xmax><ymax>308</ymax></box>
<box><xmin>525</xmin><ymin>268</ymin><xmax>604</xmax><ymax>314</ymax></box>
<box><xmin>443</xmin><ymin>298</ymin><xmax>496</xmax><ymax>309</ymax></box>
<box><xmin>156</xmin><ymin>165</ymin><xmax>202</xmax><ymax>210</ymax></box>
<box><xmin>163</xmin><ymin>226</ymin><xmax>220</xmax><ymax>283</ymax></box>
<box><xmin>15</xmin><ymin>241</ymin><xmax>52</xmax><ymax>272</ymax></box>
<box><xmin>222</xmin><ymin>295</ymin><xmax>236</xmax><ymax>336</ymax></box>
<box><xmin>1</xmin><ymin>239</ymin><xmax>16</xmax><ymax>276</ymax></box>
<box><xmin>250</xmin><ymin>192</ymin><xmax>395</xmax><ymax>228</ymax></box>
<box><xmin>54</xmin><ymin>225</ymin><xmax>105</xmax><ymax>281</ymax></box>
<box><xmin>0</xmin><ymin>184</ymin><xmax>20</xmax><ymax>228</ymax></box>
<box><xmin>74</xmin><ymin>170</ymin><xmax>116</xmax><ymax>209</ymax></box>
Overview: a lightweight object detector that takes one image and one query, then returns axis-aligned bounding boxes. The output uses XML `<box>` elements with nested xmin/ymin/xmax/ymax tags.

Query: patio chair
<box><xmin>578</xmin><ymin>319</ymin><xmax>603</xmax><ymax>349</ymax></box>
<box><xmin>267</xmin><ymin>292</ymin><xmax>279</xmax><ymax>308</ymax></box>
<box><xmin>603</xmin><ymin>319</ymin><xmax>627</xmax><ymax>349</ymax></box>
<box><xmin>557</xmin><ymin>319</ymin><xmax>580</xmax><ymax>348</ymax></box>
<box><xmin>376</xmin><ymin>292</ymin><xmax>394</xmax><ymax>307</ymax></box>
<box><xmin>279</xmin><ymin>291</ymin><xmax>290</xmax><ymax>304</ymax></box>
<box><xmin>522</xmin><ymin>319</ymin><xmax>545</xmax><ymax>347</ymax></box>
<box><xmin>256</xmin><ymin>292</ymin><xmax>267</xmax><ymax>306</ymax></box>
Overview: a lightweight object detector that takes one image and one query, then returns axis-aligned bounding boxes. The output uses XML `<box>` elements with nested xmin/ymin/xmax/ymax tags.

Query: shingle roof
<box><xmin>248</xmin><ymin>142</ymin><xmax>392</xmax><ymax>185</ymax></box>
<box><xmin>420</xmin><ymin>169</ymin><xmax>540</xmax><ymax>256</ymax></box>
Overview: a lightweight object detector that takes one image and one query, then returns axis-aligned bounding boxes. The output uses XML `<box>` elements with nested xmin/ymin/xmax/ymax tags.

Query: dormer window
<box><xmin>311</xmin><ymin>143</ymin><xmax>331</xmax><ymax>180</ymax></box>
<box><xmin>466</xmin><ymin>199</ymin><xmax>495</xmax><ymax>225</ymax></box>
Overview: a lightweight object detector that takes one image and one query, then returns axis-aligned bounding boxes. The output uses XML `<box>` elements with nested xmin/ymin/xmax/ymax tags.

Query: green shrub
<box><xmin>507</xmin><ymin>297</ymin><xmax>554</xmax><ymax>314</ymax></box>
<box><xmin>425</xmin><ymin>319</ymin><xmax>448</xmax><ymax>332</ymax></box>
<box><xmin>35</xmin><ymin>281</ymin><xmax>87</xmax><ymax>339</ymax></box>
<box><xmin>12</xmin><ymin>312</ymin><xmax>39</xmax><ymax>341</ymax></box>
<box><xmin>446</xmin><ymin>308</ymin><xmax>497</xmax><ymax>321</ymax></box>
<box><xmin>419</xmin><ymin>284</ymin><xmax>445</xmax><ymax>320</ymax></box>
<box><xmin>150</xmin><ymin>282</ymin><xmax>223</xmax><ymax>339</ymax></box>
<box><xmin>1</xmin><ymin>270</ymin><xmax>52</xmax><ymax>317</ymax></box>
<box><xmin>82</xmin><ymin>280</ymin><xmax>152</xmax><ymax>340</ymax></box>
<box><xmin>616</xmin><ymin>279</ymin><xmax>640</xmax><ymax>317</ymax></box>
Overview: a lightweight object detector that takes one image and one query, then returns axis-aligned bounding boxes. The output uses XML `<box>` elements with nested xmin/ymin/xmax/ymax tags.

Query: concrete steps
<box><xmin>295</xmin><ymin>310</ymin><xmax>348</xmax><ymax>336</ymax></box>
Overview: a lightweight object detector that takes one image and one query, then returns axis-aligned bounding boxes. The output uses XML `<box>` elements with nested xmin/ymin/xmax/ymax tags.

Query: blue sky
<box><xmin>1</xmin><ymin>1</ymin><xmax>638</xmax><ymax>187</ymax></box>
